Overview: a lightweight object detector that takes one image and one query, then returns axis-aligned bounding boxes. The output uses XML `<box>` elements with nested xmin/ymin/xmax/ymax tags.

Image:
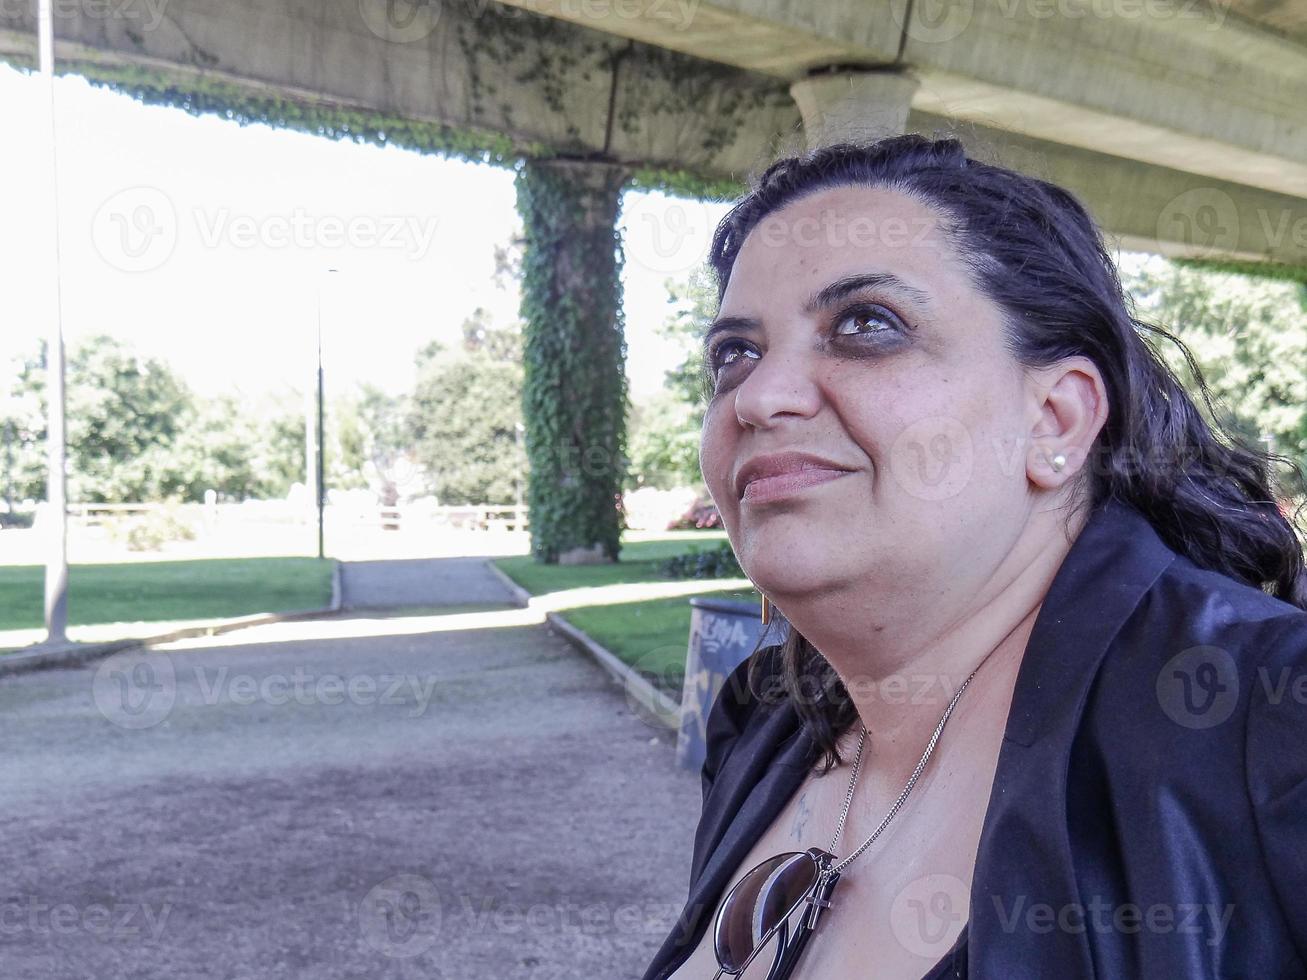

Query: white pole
<box><xmin>316</xmin><ymin>268</ymin><xmax>336</xmax><ymax>561</ymax></box>
<box><xmin>38</xmin><ymin>0</ymin><xmax>69</xmax><ymax>644</ymax></box>
<box><xmin>305</xmin><ymin>343</ymin><xmax>316</xmax><ymax>542</ymax></box>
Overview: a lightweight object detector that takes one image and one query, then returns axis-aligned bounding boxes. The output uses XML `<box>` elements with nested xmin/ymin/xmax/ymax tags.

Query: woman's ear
<box><xmin>1025</xmin><ymin>356</ymin><xmax>1109</xmax><ymax>490</ymax></box>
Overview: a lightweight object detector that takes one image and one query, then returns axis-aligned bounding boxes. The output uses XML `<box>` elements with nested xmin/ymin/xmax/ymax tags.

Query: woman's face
<box><xmin>699</xmin><ymin>184</ymin><xmax>1043</xmax><ymax>607</ymax></box>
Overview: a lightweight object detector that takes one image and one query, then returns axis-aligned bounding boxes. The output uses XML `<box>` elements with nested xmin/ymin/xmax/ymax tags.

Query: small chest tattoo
<box><xmin>789</xmin><ymin>791</ymin><xmax>813</xmax><ymax>842</ymax></box>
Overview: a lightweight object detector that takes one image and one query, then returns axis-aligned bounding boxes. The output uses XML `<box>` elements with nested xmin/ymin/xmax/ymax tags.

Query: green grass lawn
<box><xmin>0</xmin><ymin>558</ymin><xmax>334</xmax><ymax>632</ymax></box>
<box><xmin>494</xmin><ymin>532</ymin><xmax>758</xmax><ymax>696</ymax></box>
<box><xmin>494</xmin><ymin>533</ymin><xmax>731</xmax><ymax>595</ymax></box>
<box><xmin>561</xmin><ymin>592</ymin><xmax>756</xmax><ymax>695</ymax></box>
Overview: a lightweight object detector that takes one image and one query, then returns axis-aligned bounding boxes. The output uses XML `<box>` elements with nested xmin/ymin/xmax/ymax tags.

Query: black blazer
<box><xmin>642</xmin><ymin>495</ymin><xmax>1307</xmax><ymax>979</ymax></box>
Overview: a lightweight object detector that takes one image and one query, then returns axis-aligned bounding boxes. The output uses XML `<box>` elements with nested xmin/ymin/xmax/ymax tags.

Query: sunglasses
<box><xmin>710</xmin><ymin>846</ymin><xmax>843</xmax><ymax>980</ymax></box>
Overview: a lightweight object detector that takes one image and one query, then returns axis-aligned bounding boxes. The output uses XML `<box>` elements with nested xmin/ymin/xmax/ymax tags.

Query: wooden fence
<box><xmin>65</xmin><ymin>502</ymin><xmax>530</xmax><ymax>532</ymax></box>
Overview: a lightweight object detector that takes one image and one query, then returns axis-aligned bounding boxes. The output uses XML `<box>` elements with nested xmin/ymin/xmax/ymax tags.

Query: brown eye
<box><xmin>834</xmin><ymin>305</ymin><xmax>903</xmax><ymax>337</ymax></box>
<box><xmin>710</xmin><ymin>339</ymin><xmax>759</xmax><ymax>374</ymax></box>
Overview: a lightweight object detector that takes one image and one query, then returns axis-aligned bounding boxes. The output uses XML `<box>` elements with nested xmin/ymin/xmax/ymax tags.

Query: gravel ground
<box><xmin>0</xmin><ymin>567</ymin><xmax>700</xmax><ymax>980</ymax></box>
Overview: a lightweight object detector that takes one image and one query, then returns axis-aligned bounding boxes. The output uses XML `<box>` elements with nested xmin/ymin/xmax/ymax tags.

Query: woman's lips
<box><xmin>740</xmin><ymin>467</ymin><xmax>853</xmax><ymax>504</ymax></box>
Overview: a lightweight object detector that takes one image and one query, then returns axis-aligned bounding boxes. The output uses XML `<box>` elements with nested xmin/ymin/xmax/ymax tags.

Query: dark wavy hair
<box><xmin>705</xmin><ymin>134</ymin><xmax>1307</xmax><ymax>774</ymax></box>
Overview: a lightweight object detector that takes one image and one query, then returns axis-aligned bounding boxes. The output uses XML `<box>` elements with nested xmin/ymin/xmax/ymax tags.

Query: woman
<box><xmin>641</xmin><ymin>135</ymin><xmax>1307</xmax><ymax>979</ymax></box>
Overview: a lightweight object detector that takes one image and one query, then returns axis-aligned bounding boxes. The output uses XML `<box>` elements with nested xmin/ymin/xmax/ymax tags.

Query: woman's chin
<box><xmin>740</xmin><ymin>547</ymin><xmax>843</xmax><ymax>600</ymax></box>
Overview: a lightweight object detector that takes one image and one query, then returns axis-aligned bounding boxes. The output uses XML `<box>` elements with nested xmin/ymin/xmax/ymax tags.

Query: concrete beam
<box><xmin>903</xmin><ymin>1</ymin><xmax>1307</xmax><ymax>200</ymax></box>
<box><xmin>931</xmin><ymin>115</ymin><xmax>1307</xmax><ymax>266</ymax></box>
<box><xmin>0</xmin><ymin>0</ymin><xmax>801</xmax><ymax>192</ymax></box>
<box><xmin>1221</xmin><ymin>0</ymin><xmax>1307</xmax><ymax>46</ymax></box>
<box><xmin>1</xmin><ymin>0</ymin><xmax>1302</xmax><ymax>266</ymax></box>
<box><xmin>490</xmin><ymin>0</ymin><xmax>1307</xmax><ymax>200</ymax></box>
<box><xmin>479</xmin><ymin>0</ymin><xmax>902</xmax><ymax>72</ymax></box>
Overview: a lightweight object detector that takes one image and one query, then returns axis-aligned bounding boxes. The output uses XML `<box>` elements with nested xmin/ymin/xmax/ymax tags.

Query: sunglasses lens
<box><xmin>714</xmin><ymin>851</ymin><xmax>818</xmax><ymax>972</ymax></box>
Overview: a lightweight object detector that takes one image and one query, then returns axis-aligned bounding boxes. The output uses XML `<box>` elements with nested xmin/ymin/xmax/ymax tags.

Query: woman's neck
<box><xmin>778</xmin><ymin>504</ymin><xmax>1087</xmax><ymax>779</ymax></box>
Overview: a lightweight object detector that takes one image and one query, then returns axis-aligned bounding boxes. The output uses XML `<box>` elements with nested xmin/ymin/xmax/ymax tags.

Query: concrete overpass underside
<box><xmin>2</xmin><ymin>0</ymin><xmax>1306</xmax><ymax>268</ymax></box>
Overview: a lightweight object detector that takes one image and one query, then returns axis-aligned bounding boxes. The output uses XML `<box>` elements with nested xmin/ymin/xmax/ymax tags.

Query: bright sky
<box><xmin>2</xmin><ymin>63</ymin><xmax>731</xmax><ymax>403</ymax></box>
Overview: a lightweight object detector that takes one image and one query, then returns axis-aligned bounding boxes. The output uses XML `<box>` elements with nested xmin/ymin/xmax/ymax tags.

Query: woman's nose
<box><xmin>731</xmin><ymin>346</ymin><xmax>823</xmax><ymax>430</ymax></box>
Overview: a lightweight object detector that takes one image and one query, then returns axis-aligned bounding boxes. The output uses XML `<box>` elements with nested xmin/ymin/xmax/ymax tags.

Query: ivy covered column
<box><xmin>515</xmin><ymin>156</ymin><xmax>629</xmax><ymax>564</ymax></box>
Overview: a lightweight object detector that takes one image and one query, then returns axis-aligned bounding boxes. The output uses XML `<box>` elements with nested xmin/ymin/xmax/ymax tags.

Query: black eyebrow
<box><xmin>702</xmin><ymin>315</ymin><xmax>761</xmax><ymax>351</ymax></box>
<box><xmin>803</xmin><ymin>272</ymin><xmax>932</xmax><ymax>315</ymax></box>
<box><xmin>702</xmin><ymin>271</ymin><xmax>930</xmax><ymax>350</ymax></box>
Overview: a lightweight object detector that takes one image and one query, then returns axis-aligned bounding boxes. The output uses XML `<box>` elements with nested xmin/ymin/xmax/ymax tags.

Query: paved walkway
<box><xmin>0</xmin><ymin>559</ymin><xmax>701</xmax><ymax>980</ymax></box>
<box><xmin>339</xmin><ymin>557</ymin><xmax>519</xmax><ymax>610</ymax></box>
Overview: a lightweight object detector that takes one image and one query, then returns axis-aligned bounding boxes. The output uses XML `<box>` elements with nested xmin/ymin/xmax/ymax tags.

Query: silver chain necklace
<box><xmin>824</xmin><ymin>666</ymin><xmax>979</xmax><ymax>876</ymax></box>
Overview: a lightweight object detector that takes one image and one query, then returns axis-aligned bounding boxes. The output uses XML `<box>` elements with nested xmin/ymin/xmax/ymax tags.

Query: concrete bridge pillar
<box><xmin>515</xmin><ymin>156</ymin><xmax>629</xmax><ymax>565</ymax></box>
<box><xmin>789</xmin><ymin>70</ymin><xmax>920</xmax><ymax>149</ymax></box>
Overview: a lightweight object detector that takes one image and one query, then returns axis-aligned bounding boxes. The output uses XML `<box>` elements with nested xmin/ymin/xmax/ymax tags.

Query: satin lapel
<box><xmin>650</xmin><ymin>704</ymin><xmax>813</xmax><ymax>979</ymax></box>
<box><xmin>969</xmin><ymin>496</ymin><xmax>1177</xmax><ymax>975</ymax></box>
<box><xmin>693</xmin><ymin>716</ymin><xmax>814</xmax><ymax>886</ymax></box>
<box><xmin>1001</xmin><ymin>497</ymin><xmax>1177</xmax><ymax>747</ymax></box>
<box><xmin>690</xmin><ymin>698</ymin><xmax>812</xmax><ymax>884</ymax></box>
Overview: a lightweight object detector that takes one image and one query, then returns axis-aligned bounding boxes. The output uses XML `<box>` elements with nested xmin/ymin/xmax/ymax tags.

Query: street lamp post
<box><xmin>38</xmin><ymin>0</ymin><xmax>68</xmax><ymax>645</ymax></box>
<box><xmin>3</xmin><ymin>420</ymin><xmax>13</xmax><ymax>519</ymax></box>
<box><xmin>316</xmin><ymin>310</ymin><xmax>325</xmax><ymax>561</ymax></box>
<box><xmin>314</xmin><ymin>268</ymin><xmax>337</xmax><ymax>560</ymax></box>
<box><xmin>0</xmin><ymin>389</ymin><xmax>15</xmax><ymax>523</ymax></box>
<box><xmin>514</xmin><ymin>421</ymin><xmax>525</xmax><ymax>521</ymax></box>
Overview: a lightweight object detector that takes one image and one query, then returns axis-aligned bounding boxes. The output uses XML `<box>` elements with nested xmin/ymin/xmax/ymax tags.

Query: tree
<box><xmin>1122</xmin><ymin>256</ymin><xmax>1307</xmax><ymax>496</ymax></box>
<box><xmin>626</xmin><ymin>264</ymin><xmax>715</xmax><ymax>490</ymax></box>
<box><xmin>0</xmin><ymin>343</ymin><xmax>49</xmax><ymax>507</ymax></box>
<box><xmin>169</xmin><ymin>391</ymin><xmax>304</xmax><ymax>501</ymax></box>
<box><xmin>462</xmin><ymin>306</ymin><xmax>523</xmax><ymax>363</ymax></box>
<box><xmin>658</xmin><ymin>264</ymin><xmax>717</xmax><ymax>418</ymax></box>
<box><xmin>62</xmin><ymin>335</ymin><xmax>193</xmax><ymax>501</ymax></box>
<box><xmin>409</xmin><ymin>360</ymin><xmax>524</xmax><ymax>505</ymax></box>
<box><xmin>0</xmin><ymin>336</ymin><xmax>303</xmax><ymax>504</ymax></box>
<box><xmin>335</xmin><ymin>384</ymin><xmax>413</xmax><ymax>506</ymax></box>
<box><xmin>250</xmin><ymin>393</ymin><xmax>310</xmax><ymax>498</ymax></box>
<box><xmin>627</xmin><ymin>391</ymin><xmax>701</xmax><ymax>489</ymax></box>
<box><xmin>409</xmin><ymin>318</ymin><xmax>526</xmax><ymax>506</ymax></box>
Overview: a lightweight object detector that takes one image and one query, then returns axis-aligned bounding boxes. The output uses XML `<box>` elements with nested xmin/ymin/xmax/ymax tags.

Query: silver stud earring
<box><xmin>1051</xmin><ymin>453</ymin><xmax>1067</xmax><ymax>472</ymax></box>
